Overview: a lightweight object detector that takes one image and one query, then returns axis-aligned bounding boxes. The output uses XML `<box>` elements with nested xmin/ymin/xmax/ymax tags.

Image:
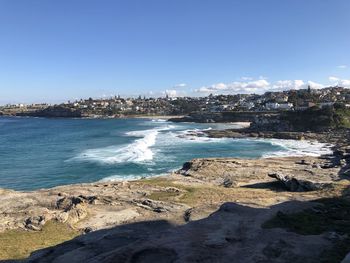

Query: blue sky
<box><xmin>0</xmin><ymin>0</ymin><xmax>349</xmax><ymax>104</ymax></box>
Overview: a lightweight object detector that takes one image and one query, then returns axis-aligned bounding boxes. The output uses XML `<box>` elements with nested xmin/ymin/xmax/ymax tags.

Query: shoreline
<box><xmin>1</xmin><ymin>152</ymin><xmax>349</xmax><ymax>261</ymax></box>
<box><xmin>0</xmin><ymin>114</ymin><xmax>185</xmax><ymax>120</ymax></box>
<box><xmin>0</xmin><ymin>132</ymin><xmax>334</xmax><ymax>193</ymax></box>
<box><xmin>1</xmin><ymin>124</ymin><xmax>350</xmax><ymax>261</ymax></box>
<box><xmin>0</xmin><ymin>119</ymin><xmax>338</xmax><ymax>193</ymax></box>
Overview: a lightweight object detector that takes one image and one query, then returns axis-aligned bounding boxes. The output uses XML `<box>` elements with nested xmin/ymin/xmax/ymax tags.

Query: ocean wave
<box><xmin>74</xmin><ymin>127</ymin><xmax>168</xmax><ymax>164</ymax></box>
<box><xmin>99</xmin><ymin>172</ymin><xmax>169</xmax><ymax>182</ymax></box>
<box><xmin>259</xmin><ymin>138</ymin><xmax>333</xmax><ymax>157</ymax></box>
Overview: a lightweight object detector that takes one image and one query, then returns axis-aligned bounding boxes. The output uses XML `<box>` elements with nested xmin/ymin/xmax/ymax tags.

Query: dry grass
<box><xmin>137</xmin><ymin>177</ymin><xmax>350</xmax><ymax>208</ymax></box>
<box><xmin>138</xmin><ymin>178</ymin><xmax>282</xmax><ymax>207</ymax></box>
<box><xmin>0</xmin><ymin>221</ymin><xmax>80</xmax><ymax>260</ymax></box>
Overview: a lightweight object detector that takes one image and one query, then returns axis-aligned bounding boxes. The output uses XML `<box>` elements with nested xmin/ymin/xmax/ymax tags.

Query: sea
<box><xmin>0</xmin><ymin>117</ymin><xmax>332</xmax><ymax>191</ymax></box>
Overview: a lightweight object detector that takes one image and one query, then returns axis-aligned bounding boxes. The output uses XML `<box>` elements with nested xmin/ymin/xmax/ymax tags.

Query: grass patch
<box><xmin>137</xmin><ymin>178</ymin><xmax>290</xmax><ymax>207</ymax></box>
<box><xmin>262</xmin><ymin>198</ymin><xmax>350</xmax><ymax>263</ymax></box>
<box><xmin>0</xmin><ymin>221</ymin><xmax>80</xmax><ymax>260</ymax></box>
<box><xmin>135</xmin><ymin>178</ymin><xmax>201</xmax><ymax>205</ymax></box>
<box><xmin>179</xmin><ymin>186</ymin><xmax>207</xmax><ymax>206</ymax></box>
<box><xmin>135</xmin><ymin>177</ymin><xmax>174</xmax><ymax>187</ymax></box>
<box><xmin>148</xmin><ymin>191</ymin><xmax>181</xmax><ymax>201</ymax></box>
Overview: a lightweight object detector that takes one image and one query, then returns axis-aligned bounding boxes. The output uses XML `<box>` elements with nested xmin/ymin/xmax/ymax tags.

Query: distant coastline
<box><xmin>1</xmin><ymin>111</ymin><xmax>350</xmax><ymax>261</ymax></box>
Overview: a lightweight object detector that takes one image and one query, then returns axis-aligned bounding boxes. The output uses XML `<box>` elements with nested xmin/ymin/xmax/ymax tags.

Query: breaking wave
<box><xmin>74</xmin><ymin>127</ymin><xmax>170</xmax><ymax>164</ymax></box>
<box><xmin>261</xmin><ymin>138</ymin><xmax>333</xmax><ymax>157</ymax></box>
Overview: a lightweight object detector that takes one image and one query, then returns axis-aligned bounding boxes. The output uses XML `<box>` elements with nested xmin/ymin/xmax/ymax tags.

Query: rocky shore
<box><xmin>2</xmin><ymin>107</ymin><xmax>350</xmax><ymax>262</ymax></box>
<box><xmin>1</xmin><ymin>141</ymin><xmax>350</xmax><ymax>262</ymax></box>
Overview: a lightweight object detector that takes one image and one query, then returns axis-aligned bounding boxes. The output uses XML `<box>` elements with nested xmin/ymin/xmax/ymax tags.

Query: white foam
<box><xmin>259</xmin><ymin>138</ymin><xmax>333</xmax><ymax>157</ymax></box>
<box><xmin>75</xmin><ymin>127</ymin><xmax>170</xmax><ymax>164</ymax></box>
<box><xmin>151</xmin><ymin>119</ymin><xmax>167</xmax><ymax>122</ymax></box>
<box><xmin>99</xmin><ymin>172</ymin><xmax>169</xmax><ymax>182</ymax></box>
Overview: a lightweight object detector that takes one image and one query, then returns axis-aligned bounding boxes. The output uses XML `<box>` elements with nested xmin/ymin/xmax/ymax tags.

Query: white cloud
<box><xmin>163</xmin><ymin>89</ymin><xmax>182</xmax><ymax>97</ymax></box>
<box><xmin>271</xmin><ymin>80</ymin><xmax>305</xmax><ymax>91</ymax></box>
<box><xmin>174</xmin><ymin>83</ymin><xmax>187</xmax><ymax>88</ymax></box>
<box><xmin>341</xmin><ymin>80</ymin><xmax>350</xmax><ymax>87</ymax></box>
<box><xmin>258</xmin><ymin>76</ymin><xmax>268</xmax><ymax>80</ymax></box>
<box><xmin>195</xmin><ymin>79</ymin><xmax>327</xmax><ymax>95</ymax></box>
<box><xmin>307</xmin><ymin>81</ymin><xmax>325</xmax><ymax>89</ymax></box>
<box><xmin>329</xmin><ymin>76</ymin><xmax>339</xmax><ymax>82</ymax></box>
<box><xmin>329</xmin><ymin>76</ymin><xmax>350</xmax><ymax>88</ymax></box>
<box><xmin>337</xmin><ymin>65</ymin><xmax>347</xmax><ymax>69</ymax></box>
<box><xmin>195</xmin><ymin>79</ymin><xmax>270</xmax><ymax>94</ymax></box>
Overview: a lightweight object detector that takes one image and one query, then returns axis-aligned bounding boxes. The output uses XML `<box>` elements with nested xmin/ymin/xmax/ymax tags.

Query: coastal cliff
<box><xmin>1</xmin><ymin>151</ymin><xmax>350</xmax><ymax>262</ymax></box>
<box><xmin>2</xmin><ymin>111</ymin><xmax>350</xmax><ymax>262</ymax></box>
<box><xmin>16</xmin><ymin>105</ymin><xmax>82</xmax><ymax>118</ymax></box>
<box><xmin>168</xmin><ymin>111</ymin><xmax>279</xmax><ymax>123</ymax></box>
<box><xmin>170</xmin><ymin>105</ymin><xmax>350</xmax><ymax>132</ymax></box>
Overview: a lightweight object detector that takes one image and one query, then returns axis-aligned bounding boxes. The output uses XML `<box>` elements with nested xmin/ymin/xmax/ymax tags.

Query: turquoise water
<box><xmin>0</xmin><ymin>117</ymin><xmax>329</xmax><ymax>191</ymax></box>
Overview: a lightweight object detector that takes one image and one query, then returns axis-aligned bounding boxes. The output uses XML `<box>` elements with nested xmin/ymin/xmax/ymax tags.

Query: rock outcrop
<box><xmin>25</xmin><ymin>201</ymin><xmax>332</xmax><ymax>263</ymax></box>
<box><xmin>176</xmin><ymin>156</ymin><xmax>339</xmax><ymax>189</ymax></box>
<box><xmin>267</xmin><ymin>172</ymin><xmax>331</xmax><ymax>192</ymax></box>
<box><xmin>1</xmin><ymin>155</ymin><xmax>349</xmax><ymax>261</ymax></box>
<box><xmin>169</xmin><ymin>111</ymin><xmax>279</xmax><ymax>123</ymax></box>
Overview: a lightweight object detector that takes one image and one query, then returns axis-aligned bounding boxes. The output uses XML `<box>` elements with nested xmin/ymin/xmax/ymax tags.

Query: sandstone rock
<box><xmin>312</xmin><ymin>163</ymin><xmax>321</xmax><ymax>169</ymax></box>
<box><xmin>24</xmin><ymin>214</ymin><xmax>53</xmax><ymax>231</ymax></box>
<box><xmin>222</xmin><ymin>178</ymin><xmax>233</xmax><ymax>188</ymax></box>
<box><xmin>25</xmin><ymin>216</ymin><xmax>46</xmax><ymax>231</ymax></box>
<box><xmin>165</xmin><ymin>187</ymin><xmax>180</xmax><ymax>193</ymax></box>
<box><xmin>183</xmin><ymin>208</ymin><xmax>193</xmax><ymax>222</ymax></box>
<box><xmin>56</xmin><ymin>196</ymin><xmax>88</xmax><ymax>223</ymax></box>
<box><xmin>56</xmin><ymin>212</ymin><xmax>69</xmax><ymax>223</ymax></box>
<box><xmin>296</xmin><ymin>159</ymin><xmax>310</xmax><ymax>165</ymax></box>
<box><xmin>268</xmin><ymin>172</ymin><xmax>330</xmax><ymax>192</ymax></box>
<box><xmin>56</xmin><ymin>196</ymin><xmax>84</xmax><ymax>210</ymax></box>
<box><xmin>134</xmin><ymin>199</ymin><xmax>168</xmax><ymax>213</ymax></box>
<box><xmin>25</xmin><ymin>201</ymin><xmax>331</xmax><ymax>263</ymax></box>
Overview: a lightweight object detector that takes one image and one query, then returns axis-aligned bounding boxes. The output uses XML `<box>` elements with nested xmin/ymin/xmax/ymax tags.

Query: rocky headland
<box><xmin>16</xmin><ymin>105</ymin><xmax>82</xmax><ymax>118</ymax></box>
<box><xmin>2</xmin><ymin>106</ymin><xmax>350</xmax><ymax>262</ymax></box>
<box><xmin>1</xmin><ymin>149</ymin><xmax>350</xmax><ymax>262</ymax></box>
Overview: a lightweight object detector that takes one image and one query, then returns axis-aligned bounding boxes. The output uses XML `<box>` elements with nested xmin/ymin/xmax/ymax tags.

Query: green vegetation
<box><xmin>0</xmin><ymin>221</ymin><xmax>80</xmax><ymax>260</ymax></box>
<box><xmin>148</xmin><ymin>191</ymin><xmax>182</xmax><ymax>201</ymax></box>
<box><xmin>263</xmin><ymin>198</ymin><xmax>350</xmax><ymax>263</ymax></box>
<box><xmin>333</xmin><ymin>103</ymin><xmax>350</xmax><ymax>128</ymax></box>
<box><xmin>137</xmin><ymin>178</ymin><xmax>199</xmax><ymax>205</ymax></box>
<box><xmin>281</xmin><ymin>104</ymin><xmax>350</xmax><ymax>131</ymax></box>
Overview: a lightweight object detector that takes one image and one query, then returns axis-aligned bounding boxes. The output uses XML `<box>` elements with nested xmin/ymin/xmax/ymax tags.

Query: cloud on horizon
<box><xmin>195</xmin><ymin>79</ymin><xmax>326</xmax><ymax>95</ymax></box>
<box><xmin>174</xmin><ymin>83</ymin><xmax>187</xmax><ymax>88</ymax></box>
<box><xmin>162</xmin><ymin>77</ymin><xmax>350</xmax><ymax>97</ymax></box>
<box><xmin>163</xmin><ymin>89</ymin><xmax>183</xmax><ymax>97</ymax></box>
<box><xmin>329</xmin><ymin>76</ymin><xmax>350</xmax><ymax>88</ymax></box>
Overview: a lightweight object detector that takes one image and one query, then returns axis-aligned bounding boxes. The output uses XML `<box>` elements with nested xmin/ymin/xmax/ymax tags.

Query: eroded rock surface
<box><xmin>26</xmin><ymin>201</ymin><xmax>331</xmax><ymax>263</ymax></box>
<box><xmin>1</xmin><ymin>155</ymin><xmax>349</xmax><ymax>262</ymax></box>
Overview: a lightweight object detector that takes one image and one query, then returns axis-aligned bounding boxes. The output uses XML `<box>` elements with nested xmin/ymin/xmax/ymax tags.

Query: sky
<box><xmin>0</xmin><ymin>0</ymin><xmax>349</xmax><ymax>104</ymax></box>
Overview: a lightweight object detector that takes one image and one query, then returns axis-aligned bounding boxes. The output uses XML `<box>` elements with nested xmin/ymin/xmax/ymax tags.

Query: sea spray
<box><xmin>74</xmin><ymin>126</ymin><xmax>171</xmax><ymax>164</ymax></box>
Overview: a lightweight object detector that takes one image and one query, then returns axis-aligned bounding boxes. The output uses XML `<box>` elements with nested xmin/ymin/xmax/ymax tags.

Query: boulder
<box><xmin>222</xmin><ymin>178</ymin><xmax>234</xmax><ymax>188</ymax></box>
<box><xmin>55</xmin><ymin>196</ymin><xmax>88</xmax><ymax>223</ymax></box>
<box><xmin>268</xmin><ymin>172</ymin><xmax>330</xmax><ymax>192</ymax></box>
<box><xmin>25</xmin><ymin>216</ymin><xmax>46</xmax><ymax>231</ymax></box>
<box><xmin>183</xmin><ymin>208</ymin><xmax>193</xmax><ymax>222</ymax></box>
